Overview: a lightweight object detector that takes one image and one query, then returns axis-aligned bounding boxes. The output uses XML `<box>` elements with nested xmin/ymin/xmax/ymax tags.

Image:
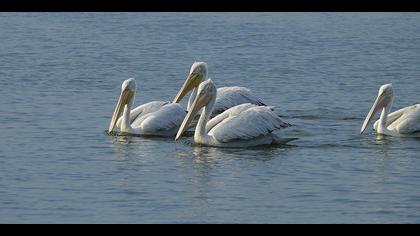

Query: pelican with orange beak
<box><xmin>360</xmin><ymin>84</ymin><xmax>420</xmax><ymax>137</ymax></box>
<box><xmin>173</xmin><ymin>62</ymin><xmax>268</xmax><ymax>118</ymax></box>
<box><xmin>175</xmin><ymin>79</ymin><xmax>292</xmax><ymax>148</ymax></box>
<box><xmin>108</xmin><ymin>78</ymin><xmax>186</xmax><ymax>137</ymax></box>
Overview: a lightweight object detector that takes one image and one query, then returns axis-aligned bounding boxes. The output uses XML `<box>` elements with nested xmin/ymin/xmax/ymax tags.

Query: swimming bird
<box><xmin>360</xmin><ymin>84</ymin><xmax>420</xmax><ymax>137</ymax></box>
<box><xmin>175</xmin><ymin>79</ymin><xmax>292</xmax><ymax>148</ymax></box>
<box><xmin>172</xmin><ymin>62</ymin><xmax>267</xmax><ymax>118</ymax></box>
<box><xmin>108</xmin><ymin>78</ymin><xmax>186</xmax><ymax>137</ymax></box>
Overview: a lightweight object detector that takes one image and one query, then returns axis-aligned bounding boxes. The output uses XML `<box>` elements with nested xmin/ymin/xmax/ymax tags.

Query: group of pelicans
<box><xmin>107</xmin><ymin>62</ymin><xmax>420</xmax><ymax>148</ymax></box>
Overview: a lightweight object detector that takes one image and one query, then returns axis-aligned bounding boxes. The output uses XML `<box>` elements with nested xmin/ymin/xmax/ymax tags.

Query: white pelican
<box><xmin>360</xmin><ymin>84</ymin><xmax>420</xmax><ymax>137</ymax></box>
<box><xmin>108</xmin><ymin>78</ymin><xmax>186</xmax><ymax>137</ymax></box>
<box><xmin>173</xmin><ymin>62</ymin><xmax>267</xmax><ymax>118</ymax></box>
<box><xmin>175</xmin><ymin>79</ymin><xmax>292</xmax><ymax>148</ymax></box>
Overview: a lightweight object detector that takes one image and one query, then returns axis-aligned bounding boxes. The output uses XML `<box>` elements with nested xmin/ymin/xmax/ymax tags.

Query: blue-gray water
<box><xmin>1</xmin><ymin>13</ymin><xmax>420</xmax><ymax>224</ymax></box>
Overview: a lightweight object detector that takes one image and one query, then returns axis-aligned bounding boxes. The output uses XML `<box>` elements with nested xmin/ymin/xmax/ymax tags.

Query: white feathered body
<box><xmin>212</xmin><ymin>87</ymin><xmax>266</xmax><ymax>117</ymax></box>
<box><xmin>117</xmin><ymin>101</ymin><xmax>187</xmax><ymax>137</ymax></box>
<box><xmin>188</xmin><ymin>86</ymin><xmax>267</xmax><ymax>118</ymax></box>
<box><xmin>196</xmin><ymin>103</ymin><xmax>291</xmax><ymax>147</ymax></box>
<box><xmin>373</xmin><ymin>104</ymin><xmax>420</xmax><ymax>136</ymax></box>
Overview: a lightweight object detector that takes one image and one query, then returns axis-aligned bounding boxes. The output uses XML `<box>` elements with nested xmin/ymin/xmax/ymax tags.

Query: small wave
<box><xmin>282</xmin><ymin>108</ymin><xmax>366</xmax><ymax>122</ymax></box>
<box><xmin>282</xmin><ymin>114</ymin><xmax>363</xmax><ymax>121</ymax></box>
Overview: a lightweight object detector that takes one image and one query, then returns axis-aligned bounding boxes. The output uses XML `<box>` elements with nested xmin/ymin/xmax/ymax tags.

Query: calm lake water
<box><xmin>1</xmin><ymin>13</ymin><xmax>420</xmax><ymax>224</ymax></box>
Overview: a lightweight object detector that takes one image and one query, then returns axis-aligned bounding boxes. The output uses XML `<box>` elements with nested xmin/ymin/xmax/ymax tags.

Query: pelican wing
<box><xmin>206</xmin><ymin>103</ymin><xmax>263</xmax><ymax>132</ymax></box>
<box><xmin>208</xmin><ymin>106</ymin><xmax>291</xmax><ymax>143</ymax></box>
<box><xmin>373</xmin><ymin>105</ymin><xmax>411</xmax><ymax>131</ymax></box>
<box><xmin>390</xmin><ymin>104</ymin><xmax>420</xmax><ymax>134</ymax></box>
<box><xmin>116</xmin><ymin>101</ymin><xmax>169</xmax><ymax>128</ymax></box>
<box><xmin>132</xmin><ymin>103</ymin><xmax>186</xmax><ymax>133</ymax></box>
<box><xmin>212</xmin><ymin>87</ymin><xmax>266</xmax><ymax>117</ymax></box>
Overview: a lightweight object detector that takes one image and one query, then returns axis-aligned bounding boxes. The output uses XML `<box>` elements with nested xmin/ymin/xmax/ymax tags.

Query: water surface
<box><xmin>1</xmin><ymin>13</ymin><xmax>420</xmax><ymax>223</ymax></box>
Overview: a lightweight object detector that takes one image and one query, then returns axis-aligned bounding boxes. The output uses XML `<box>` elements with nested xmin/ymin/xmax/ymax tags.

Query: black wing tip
<box><xmin>259</xmin><ymin>101</ymin><xmax>267</xmax><ymax>106</ymax></box>
<box><xmin>276</xmin><ymin>114</ymin><xmax>292</xmax><ymax>128</ymax></box>
<box><xmin>282</xmin><ymin>122</ymin><xmax>292</xmax><ymax>128</ymax></box>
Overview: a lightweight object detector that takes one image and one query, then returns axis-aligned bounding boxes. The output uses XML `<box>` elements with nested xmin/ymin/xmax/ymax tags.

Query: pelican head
<box><xmin>173</xmin><ymin>62</ymin><xmax>208</xmax><ymax>103</ymax></box>
<box><xmin>360</xmin><ymin>83</ymin><xmax>394</xmax><ymax>134</ymax></box>
<box><xmin>108</xmin><ymin>78</ymin><xmax>136</xmax><ymax>134</ymax></box>
<box><xmin>175</xmin><ymin>79</ymin><xmax>217</xmax><ymax>141</ymax></box>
